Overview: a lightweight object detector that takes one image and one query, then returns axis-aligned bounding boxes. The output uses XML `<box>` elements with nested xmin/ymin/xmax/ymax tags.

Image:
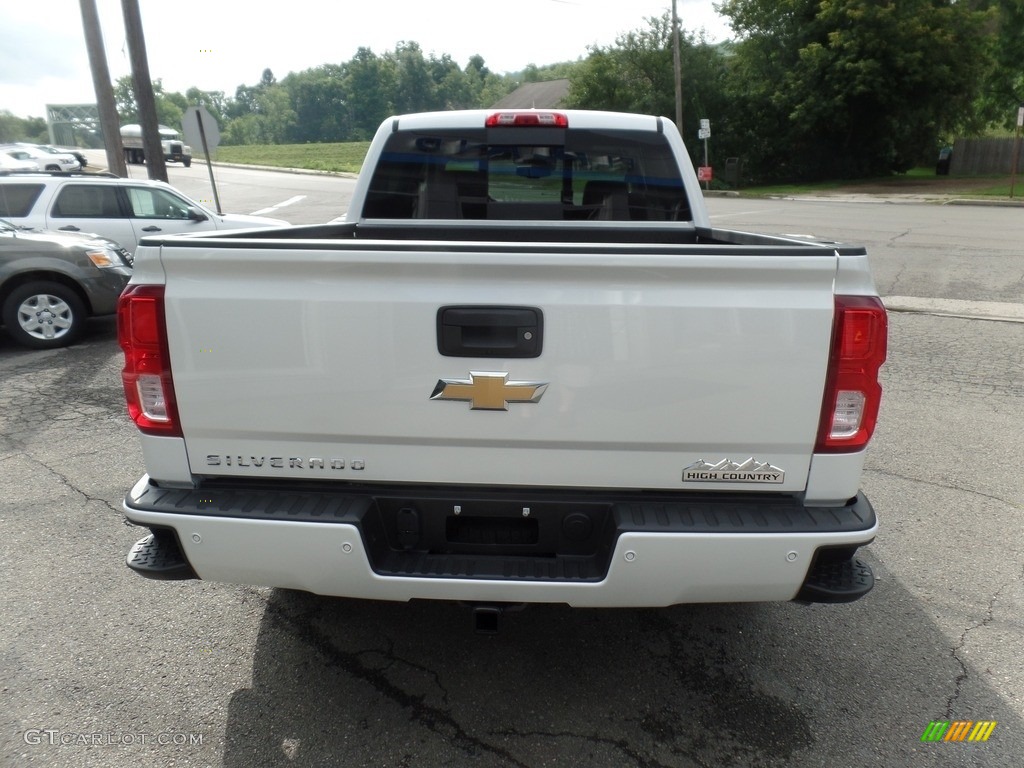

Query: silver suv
<box><xmin>0</xmin><ymin>173</ymin><xmax>287</xmax><ymax>256</ymax></box>
<box><xmin>0</xmin><ymin>217</ymin><xmax>132</xmax><ymax>349</ymax></box>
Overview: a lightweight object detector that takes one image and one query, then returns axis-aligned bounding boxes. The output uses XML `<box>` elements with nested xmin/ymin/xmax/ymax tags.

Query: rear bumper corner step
<box><xmin>126</xmin><ymin>531</ymin><xmax>198</xmax><ymax>581</ymax></box>
<box><xmin>795</xmin><ymin>556</ymin><xmax>874</xmax><ymax>604</ymax></box>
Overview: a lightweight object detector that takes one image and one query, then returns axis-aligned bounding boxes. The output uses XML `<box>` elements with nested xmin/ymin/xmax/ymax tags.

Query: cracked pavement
<box><xmin>2</xmin><ymin>198</ymin><xmax>1023</xmax><ymax>767</ymax></box>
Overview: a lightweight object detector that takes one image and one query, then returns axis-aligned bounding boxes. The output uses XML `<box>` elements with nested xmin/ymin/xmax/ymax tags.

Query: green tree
<box><xmin>343</xmin><ymin>48</ymin><xmax>396</xmax><ymax>139</ymax></box>
<box><xmin>228</xmin><ymin>83</ymin><xmax>259</xmax><ymax>119</ymax></box>
<box><xmin>476</xmin><ymin>72</ymin><xmax>518</xmax><ymax>108</ymax></box>
<box><xmin>464</xmin><ymin>54</ymin><xmax>489</xmax><ymax>83</ymax></box>
<box><xmin>971</xmin><ymin>0</ymin><xmax>1024</xmax><ymax>132</ymax></box>
<box><xmin>388</xmin><ymin>42</ymin><xmax>434</xmax><ymax>114</ymax></box>
<box><xmin>567</xmin><ymin>16</ymin><xmax>678</xmax><ymax>116</ymax></box>
<box><xmin>185</xmin><ymin>88</ymin><xmax>228</xmax><ymax>125</ymax></box>
<box><xmin>222</xmin><ymin>114</ymin><xmax>266</xmax><ymax>145</ymax></box>
<box><xmin>565</xmin><ymin>14</ymin><xmax>729</xmax><ymax>164</ymax></box>
<box><xmin>519</xmin><ymin>61</ymin><xmax>581</xmax><ymax>83</ymax></box>
<box><xmin>113</xmin><ymin>76</ymin><xmax>186</xmax><ymax>129</ymax></box>
<box><xmin>212</xmin><ymin>48</ymin><xmax>522</xmax><ymax>144</ymax></box>
<box><xmin>0</xmin><ymin>111</ymin><xmax>48</xmax><ymax>142</ymax></box>
<box><xmin>429</xmin><ymin>54</ymin><xmax>474</xmax><ymax>109</ymax></box>
<box><xmin>282</xmin><ymin>65</ymin><xmax>351</xmax><ymax>142</ymax></box>
<box><xmin>719</xmin><ymin>0</ymin><xmax>992</xmax><ymax>180</ymax></box>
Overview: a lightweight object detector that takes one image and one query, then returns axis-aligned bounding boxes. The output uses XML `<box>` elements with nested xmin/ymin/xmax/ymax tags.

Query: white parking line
<box><xmin>251</xmin><ymin>195</ymin><xmax>305</xmax><ymax>216</ymax></box>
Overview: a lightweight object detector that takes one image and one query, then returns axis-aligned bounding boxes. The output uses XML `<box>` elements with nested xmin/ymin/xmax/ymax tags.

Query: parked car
<box><xmin>0</xmin><ymin>217</ymin><xmax>132</xmax><ymax>348</ymax></box>
<box><xmin>16</xmin><ymin>143</ymin><xmax>88</xmax><ymax>168</ymax></box>
<box><xmin>0</xmin><ymin>145</ymin><xmax>80</xmax><ymax>173</ymax></box>
<box><xmin>0</xmin><ymin>174</ymin><xmax>288</xmax><ymax>255</ymax></box>
<box><xmin>0</xmin><ymin>153</ymin><xmax>38</xmax><ymax>173</ymax></box>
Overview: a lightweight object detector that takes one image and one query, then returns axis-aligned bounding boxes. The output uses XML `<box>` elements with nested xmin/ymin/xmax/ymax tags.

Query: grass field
<box><xmin>213</xmin><ymin>142</ymin><xmax>1022</xmax><ymax>198</ymax></box>
<box><xmin>214</xmin><ymin>142</ymin><xmax>371</xmax><ymax>174</ymax></box>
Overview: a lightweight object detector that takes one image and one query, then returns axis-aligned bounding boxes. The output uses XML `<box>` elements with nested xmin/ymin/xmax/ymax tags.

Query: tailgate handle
<box><xmin>437</xmin><ymin>306</ymin><xmax>543</xmax><ymax>358</ymax></box>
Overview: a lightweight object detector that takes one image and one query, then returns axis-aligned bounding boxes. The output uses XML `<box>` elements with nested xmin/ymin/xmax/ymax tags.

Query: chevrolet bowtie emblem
<box><xmin>431</xmin><ymin>371</ymin><xmax>548</xmax><ymax>411</ymax></box>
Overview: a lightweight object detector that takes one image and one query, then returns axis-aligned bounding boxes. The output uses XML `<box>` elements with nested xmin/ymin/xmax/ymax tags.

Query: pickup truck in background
<box><xmin>119</xmin><ymin>110</ymin><xmax>887</xmax><ymax>629</ymax></box>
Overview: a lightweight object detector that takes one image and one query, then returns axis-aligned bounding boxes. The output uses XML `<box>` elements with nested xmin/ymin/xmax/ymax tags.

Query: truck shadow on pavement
<box><xmin>221</xmin><ymin>561</ymin><xmax>1019</xmax><ymax>768</ymax></box>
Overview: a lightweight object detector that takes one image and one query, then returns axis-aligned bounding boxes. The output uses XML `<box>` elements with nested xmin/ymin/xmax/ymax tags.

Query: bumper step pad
<box><xmin>795</xmin><ymin>557</ymin><xmax>874</xmax><ymax>604</ymax></box>
<box><xmin>126</xmin><ymin>531</ymin><xmax>198</xmax><ymax>581</ymax></box>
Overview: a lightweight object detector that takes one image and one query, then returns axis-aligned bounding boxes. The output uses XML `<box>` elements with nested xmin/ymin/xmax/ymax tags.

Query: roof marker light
<box><xmin>485</xmin><ymin>112</ymin><xmax>569</xmax><ymax>128</ymax></box>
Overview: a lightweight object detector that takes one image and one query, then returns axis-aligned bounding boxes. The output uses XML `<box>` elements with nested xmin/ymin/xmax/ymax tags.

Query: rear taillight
<box><xmin>118</xmin><ymin>285</ymin><xmax>181</xmax><ymax>437</ymax></box>
<box><xmin>816</xmin><ymin>296</ymin><xmax>888</xmax><ymax>453</ymax></box>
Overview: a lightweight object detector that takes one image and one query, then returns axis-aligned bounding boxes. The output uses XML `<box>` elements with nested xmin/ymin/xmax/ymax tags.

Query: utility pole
<box><xmin>79</xmin><ymin>0</ymin><xmax>127</xmax><ymax>176</ymax></box>
<box><xmin>121</xmin><ymin>0</ymin><xmax>167</xmax><ymax>182</ymax></box>
<box><xmin>671</xmin><ymin>0</ymin><xmax>683</xmax><ymax>135</ymax></box>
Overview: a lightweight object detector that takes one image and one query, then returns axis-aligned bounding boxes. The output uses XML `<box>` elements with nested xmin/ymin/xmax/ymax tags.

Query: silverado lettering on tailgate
<box><xmin>205</xmin><ymin>455</ymin><xmax>365</xmax><ymax>470</ymax></box>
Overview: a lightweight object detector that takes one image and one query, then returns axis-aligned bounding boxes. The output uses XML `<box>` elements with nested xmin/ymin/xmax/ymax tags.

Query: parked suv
<box><xmin>0</xmin><ymin>154</ymin><xmax>37</xmax><ymax>173</ymax></box>
<box><xmin>0</xmin><ymin>173</ymin><xmax>288</xmax><ymax>256</ymax></box>
<box><xmin>1</xmin><ymin>145</ymin><xmax>80</xmax><ymax>173</ymax></box>
<box><xmin>15</xmin><ymin>143</ymin><xmax>89</xmax><ymax>169</ymax></box>
<box><xmin>0</xmin><ymin>218</ymin><xmax>132</xmax><ymax>348</ymax></box>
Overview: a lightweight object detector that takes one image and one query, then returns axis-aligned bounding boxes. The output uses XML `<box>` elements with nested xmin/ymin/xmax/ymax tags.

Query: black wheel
<box><xmin>45</xmin><ymin>164</ymin><xmax>61</xmax><ymax>172</ymax></box>
<box><xmin>183</xmin><ymin>158</ymin><xmax>191</xmax><ymax>167</ymax></box>
<box><xmin>2</xmin><ymin>281</ymin><xmax>87</xmax><ymax>349</ymax></box>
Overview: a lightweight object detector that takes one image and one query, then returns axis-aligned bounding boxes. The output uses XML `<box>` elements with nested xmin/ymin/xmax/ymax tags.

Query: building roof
<box><xmin>491</xmin><ymin>79</ymin><xmax>570</xmax><ymax>109</ymax></box>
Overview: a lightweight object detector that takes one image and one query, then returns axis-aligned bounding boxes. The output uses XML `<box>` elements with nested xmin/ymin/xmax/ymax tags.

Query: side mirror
<box><xmin>186</xmin><ymin>207</ymin><xmax>209</xmax><ymax>222</ymax></box>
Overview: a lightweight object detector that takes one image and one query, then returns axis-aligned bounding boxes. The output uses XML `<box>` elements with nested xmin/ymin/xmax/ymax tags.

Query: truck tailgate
<box><xmin>161</xmin><ymin>241</ymin><xmax>838</xmax><ymax>493</ymax></box>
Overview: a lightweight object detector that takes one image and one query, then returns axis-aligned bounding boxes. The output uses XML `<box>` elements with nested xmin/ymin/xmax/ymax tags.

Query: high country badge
<box><xmin>682</xmin><ymin>458</ymin><xmax>785</xmax><ymax>484</ymax></box>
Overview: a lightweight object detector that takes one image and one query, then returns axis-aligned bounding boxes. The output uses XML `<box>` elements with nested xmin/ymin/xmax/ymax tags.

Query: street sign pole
<box><xmin>703</xmin><ymin>136</ymin><xmax>709</xmax><ymax>190</ymax></box>
<box><xmin>195</xmin><ymin>110</ymin><xmax>222</xmax><ymax>213</ymax></box>
<box><xmin>1011</xmin><ymin>105</ymin><xmax>1023</xmax><ymax>199</ymax></box>
<box><xmin>699</xmin><ymin>119</ymin><xmax>711</xmax><ymax>190</ymax></box>
<box><xmin>183</xmin><ymin>105</ymin><xmax>223</xmax><ymax>214</ymax></box>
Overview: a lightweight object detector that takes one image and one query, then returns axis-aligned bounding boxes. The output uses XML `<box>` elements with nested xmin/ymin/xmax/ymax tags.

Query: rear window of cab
<box><xmin>364</xmin><ymin>124</ymin><xmax>691</xmax><ymax>222</ymax></box>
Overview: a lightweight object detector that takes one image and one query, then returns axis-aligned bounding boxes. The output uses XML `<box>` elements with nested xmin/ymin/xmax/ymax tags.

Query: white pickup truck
<box><xmin>119</xmin><ymin>110</ymin><xmax>887</xmax><ymax>627</ymax></box>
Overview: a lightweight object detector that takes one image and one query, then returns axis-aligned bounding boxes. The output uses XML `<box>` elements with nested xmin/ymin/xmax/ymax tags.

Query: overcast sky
<box><xmin>0</xmin><ymin>0</ymin><xmax>731</xmax><ymax>119</ymax></box>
